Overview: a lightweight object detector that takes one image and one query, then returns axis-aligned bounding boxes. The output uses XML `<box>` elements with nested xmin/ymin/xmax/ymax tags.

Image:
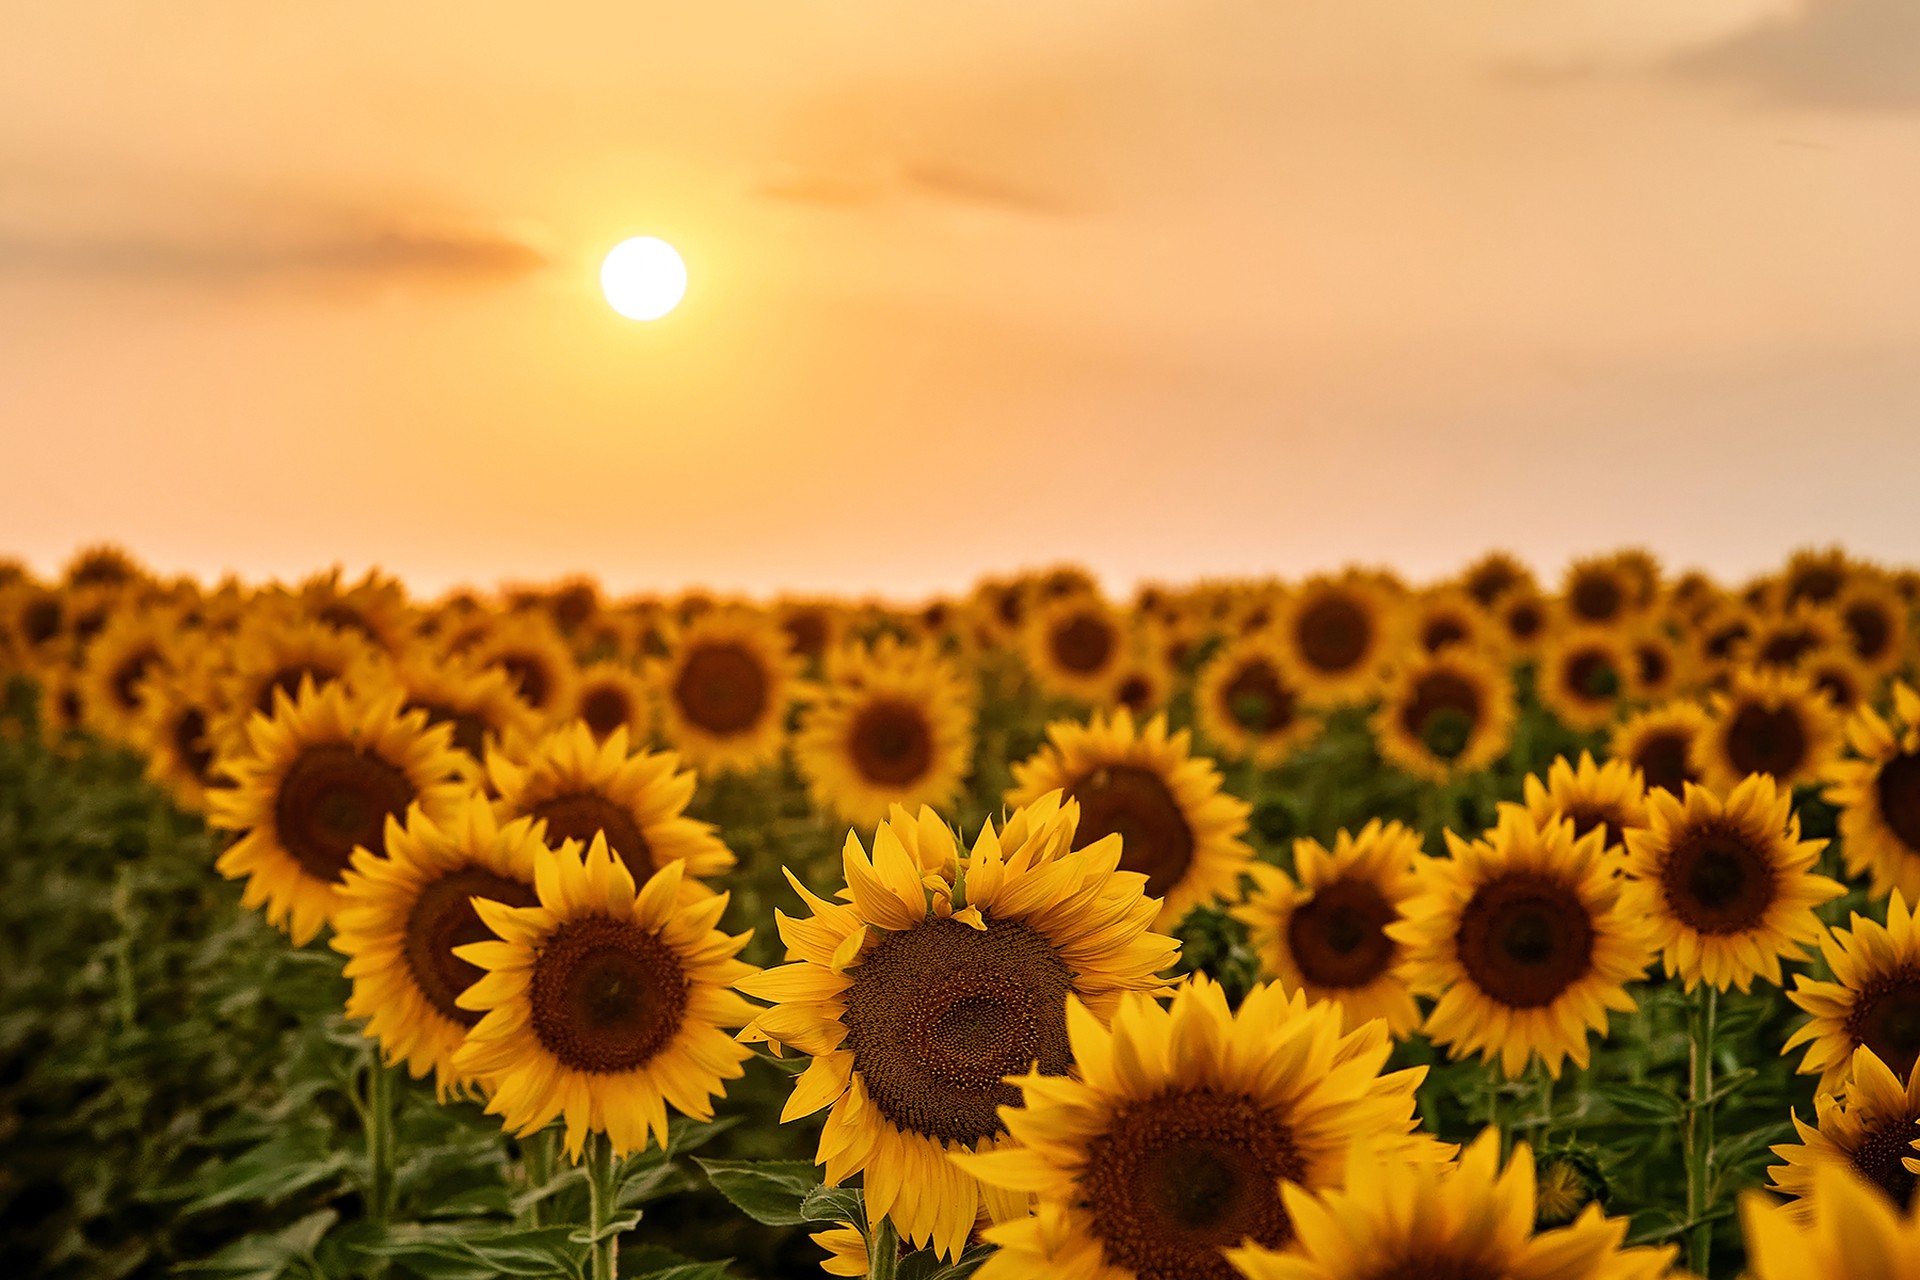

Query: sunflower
<box><xmin>1562</xmin><ymin>555</ymin><xmax>1642</xmax><ymax>629</ymax></box>
<box><xmin>1618</xmin><ymin>775</ymin><xmax>1841</xmax><ymax>993</ymax></box>
<box><xmin>1275</xmin><ymin>575</ymin><xmax>1398</xmax><ymax>705</ymax></box>
<box><xmin>33</xmin><ymin>658</ymin><xmax>87</xmax><ymax>748</ymax></box>
<box><xmin>467</xmin><ymin>613</ymin><xmax>581</xmax><ymax>720</ymax></box>
<box><xmin>387</xmin><ymin>647</ymin><xmax>543</xmax><ymax>768</ymax></box>
<box><xmin>1784</xmin><ymin>891</ymin><xmax>1920</xmax><ymax>1091</ymax></box>
<box><xmin>1696</xmin><ymin>668</ymin><xmax>1843</xmax><ymax>792</ymax></box>
<box><xmin>213</xmin><ymin>611</ymin><xmax>380</xmax><ymax>750</ymax></box>
<box><xmin>1108</xmin><ymin>649</ymin><xmax>1175</xmax><ymax>719</ymax></box>
<box><xmin>1522</xmin><ymin>752</ymin><xmax>1649</xmax><ymax>855</ymax></box>
<box><xmin>1373</xmin><ymin>647</ymin><xmax>1515</xmax><ymax>784</ymax></box>
<box><xmin>655</xmin><ymin>607</ymin><xmax>799</xmax><ymax>775</ymax></box>
<box><xmin>1192</xmin><ymin>633</ymin><xmax>1321</xmax><ymax>767</ymax></box>
<box><xmin>1690</xmin><ymin>604</ymin><xmax>1756</xmax><ymax>686</ymax></box>
<box><xmin>955</xmin><ymin>976</ymin><xmax>1441</xmax><ymax>1280</ymax></box>
<box><xmin>1609</xmin><ymin>701</ymin><xmax>1711</xmax><ymax>798</ymax></box>
<box><xmin>1625</xmin><ymin>623</ymin><xmax>1692</xmax><ymax>703</ymax></box>
<box><xmin>735</xmin><ymin>797</ymin><xmax>1178</xmax><ymax>1259</ymax></box>
<box><xmin>1767</xmin><ymin>1046</ymin><xmax>1920</xmax><ymax>1215</ymax></box>
<box><xmin>794</xmin><ymin>642</ymin><xmax>976</xmax><ymax>829</ymax></box>
<box><xmin>1783</xmin><ymin>546</ymin><xmax>1858</xmax><ymax>609</ymax></box>
<box><xmin>489</xmin><ymin>722</ymin><xmax>733</xmax><ymax>889</ymax></box>
<box><xmin>1409</xmin><ymin>589</ymin><xmax>1495</xmax><ymax>656</ymax></box>
<box><xmin>331</xmin><ymin>800</ymin><xmax>543</xmax><ymax>1095</ymax></box>
<box><xmin>76</xmin><ymin>604</ymin><xmax>181</xmax><ymax>745</ymax></box>
<box><xmin>4</xmin><ymin>585</ymin><xmax>68</xmax><ymax>663</ymax></box>
<box><xmin>1231</xmin><ymin>819</ymin><xmax>1424</xmax><ymax>1035</ymax></box>
<box><xmin>207</xmin><ymin>682</ymin><xmax>472</xmax><ymax>946</ymax></box>
<box><xmin>1537</xmin><ymin>628</ymin><xmax>1633</xmax><ymax>733</ymax></box>
<box><xmin>1228</xmin><ymin>1128</ymin><xmax>1677</xmax><ymax>1280</ymax></box>
<box><xmin>449</xmin><ymin>838</ymin><xmax>756</xmax><ymax>1159</ymax></box>
<box><xmin>131</xmin><ymin>658</ymin><xmax>223</xmax><ymax>812</ymax></box>
<box><xmin>1025</xmin><ymin>596</ymin><xmax>1128</xmax><ymax>703</ymax></box>
<box><xmin>1007</xmin><ymin>708</ymin><xmax>1255</xmax><ymax>929</ymax></box>
<box><xmin>1741</xmin><ymin>1162</ymin><xmax>1920</xmax><ymax>1280</ymax></box>
<box><xmin>298</xmin><ymin>567</ymin><xmax>417</xmax><ymax>654</ymax></box>
<box><xmin>775</xmin><ymin>597</ymin><xmax>845</xmax><ymax>669</ymax></box>
<box><xmin>972</xmin><ymin>576</ymin><xmax>1032</xmax><ymax>645</ymax></box>
<box><xmin>1459</xmin><ymin>550</ymin><xmax>1537</xmax><ymax>608</ymax></box>
<box><xmin>1750</xmin><ymin>603</ymin><xmax>1845</xmax><ymax>674</ymax></box>
<box><xmin>1390</xmin><ymin>805</ymin><xmax>1653</xmax><ymax>1078</ymax></box>
<box><xmin>63</xmin><ymin>544</ymin><xmax>145</xmax><ymax>590</ymax></box>
<box><xmin>1804</xmin><ymin>647</ymin><xmax>1876</xmax><ymax>716</ymax></box>
<box><xmin>569</xmin><ymin>660</ymin><xmax>654</xmax><ymax>744</ymax></box>
<box><xmin>1493</xmin><ymin>588</ymin><xmax>1556</xmax><ymax>658</ymax></box>
<box><xmin>1825</xmin><ymin>683</ymin><xmax>1920</xmax><ymax>902</ymax></box>
<box><xmin>1835</xmin><ymin>575</ymin><xmax>1911</xmax><ymax>676</ymax></box>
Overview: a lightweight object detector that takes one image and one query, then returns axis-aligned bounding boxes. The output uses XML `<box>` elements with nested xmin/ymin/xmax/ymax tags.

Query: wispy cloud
<box><xmin>1672</xmin><ymin>0</ymin><xmax>1920</xmax><ymax>109</ymax></box>
<box><xmin>0</xmin><ymin>227</ymin><xmax>546</xmax><ymax>280</ymax></box>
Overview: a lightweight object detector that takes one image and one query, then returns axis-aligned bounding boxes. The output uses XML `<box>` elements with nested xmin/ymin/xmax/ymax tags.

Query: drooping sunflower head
<box><xmin>1767</xmin><ymin>1045</ymin><xmax>1920</xmax><ymax>1217</ymax></box>
<box><xmin>1825</xmin><ymin>683</ymin><xmax>1920</xmax><ymax>902</ymax></box>
<box><xmin>958</xmin><ymin>976</ymin><xmax>1443</xmax><ymax>1280</ymax></box>
<box><xmin>1277</xmin><ymin>575</ymin><xmax>1399</xmax><ymax>705</ymax></box>
<box><xmin>1390</xmin><ymin>805</ymin><xmax>1654</xmax><ymax>1078</ymax></box>
<box><xmin>1373</xmin><ymin>647</ymin><xmax>1516</xmax><ymax>784</ymax></box>
<box><xmin>1193</xmin><ymin>633</ymin><xmax>1321</xmax><ymax>767</ymax></box>
<box><xmin>568</xmin><ymin>660</ymin><xmax>653</xmax><ymax>743</ymax></box>
<box><xmin>1458</xmin><ymin>549</ymin><xmax>1537</xmax><ymax>607</ymax></box>
<box><xmin>1742</xmin><ymin>1159</ymin><xmax>1920</xmax><ymax>1280</ymax></box>
<box><xmin>489</xmin><ymin>721</ymin><xmax>733</xmax><ymax>890</ymax></box>
<box><xmin>331</xmin><ymin>798</ymin><xmax>543</xmax><ymax>1095</ymax></box>
<box><xmin>1025</xmin><ymin>595</ymin><xmax>1128</xmax><ymax>702</ymax></box>
<box><xmin>450</xmin><ymin>838</ymin><xmax>758</xmax><ymax>1159</ymax></box>
<box><xmin>1698</xmin><ymin>667</ymin><xmax>1843</xmax><ymax>792</ymax></box>
<box><xmin>654</xmin><ymin>607</ymin><xmax>798</xmax><ymax>775</ymax></box>
<box><xmin>736</xmin><ymin>797</ymin><xmax>1179</xmax><ymax>1259</ymax></box>
<box><xmin>1008</xmin><ymin>707</ymin><xmax>1254</xmax><ymax>928</ymax></box>
<box><xmin>1522</xmin><ymin>751</ymin><xmax>1649</xmax><ymax>855</ymax></box>
<box><xmin>1609</xmin><ymin>700</ymin><xmax>1711</xmax><ymax>799</ymax></box>
<box><xmin>1620</xmin><ymin>775</ymin><xmax>1841</xmax><ymax>993</ymax></box>
<box><xmin>1538</xmin><ymin>628</ymin><xmax>1632</xmax><ymax>733</ymax></box>
<box><xmin>1232</xmin><ymin>818</ymin><xmax>1424</xmax><ymax>1036</ymax></box>
<box><xmin>1229</xmin><ymin>1128</ymin><xmax>1677</xmax><ymax>1280</ymax></box>
<box><xmin>1785</xmin><ymin>891</ymin><xmax>1920</xmax><ymax>1091</ymax></box>
<box><xmin>794</xmin><ymin>640</ymin><xmax>976</xmax><ymax>829</ymax></box>
<box><xmin>207</xmin><ymin>681</ymin><xmax>473</xmax><ymax>946</ymax></box>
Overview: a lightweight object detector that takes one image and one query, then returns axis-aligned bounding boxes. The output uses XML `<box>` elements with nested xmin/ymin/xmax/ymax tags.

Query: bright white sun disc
<box><xmin>600</xmin><ymin>237</ymin><xmax>687</xmax><ymax>320</ymax></box>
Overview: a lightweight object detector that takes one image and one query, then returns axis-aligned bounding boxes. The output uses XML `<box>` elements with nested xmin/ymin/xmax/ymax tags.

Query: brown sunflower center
<box><xmin>1814</xmin><ymin>667</ymin><xmax>1860</xmax><ymax>710</ymax></box>
<box><xmin>110</xmin><ymin>645</ymin><xmax>162</xmax><ymax>710</ymax></box>
<box><xmin>1844</xmin><ymin>969</ymin><xmax>1920</xmax><ymax>1082</ymax></box>
<box><xmin>1286</xmin><ymin>877</ymin><xmax>1396</xmax><ymax>989</ymax></box>
<box><xmin>1571</xmin><ymin>574</ymin><xmax>1623</xmax><ymax>623</ymax></box>
<box><xmin>528</xmin><ymin>916</ymin><xmax>689</xmax><ymax>1073</ymax></box>
<box><xmin>1296</xmin><ymin>596</ymin><xmax>1371</xmax><ymax>674</ymax></box>
<box><xmin>1758</xmin><ymin>628</ymin><xmax>1819</xmax><ymax>670</ymax></box>
<box><xmin>1560</xmin><ymin>802</ymin><xmax>1630</xmax><ymax>850</ymax></box>
<box><xmin>673</xmin><ymin>642</ymin><xmax>769</xmax><ymax>735</ymax></box>
<box><xmin>272</xmin><ymin>744</ymin><xmax>415</xmax><ymax>884</ymax></box>
<box><xmin>1505</xmin><ymin>600</ymin><xmax>1544</xmax><ymax>642</ymax></box>
<box><xmin>1456</xmin><ymin>873</ymin><xmax>1595</xmax><ymax>1009</ymax></box>
<box><xmin>1632</xmin><ymin>730</ymin><xmax>1696</xmax><ymax>796</ymax></box>
<box><xmin>1080</xmin><ymin>1088</ymin><xmax>1304</xmax><ymax>1280</ymax></box>
<box><xmin>1049</xmin><ymin>614</ymin><xmax>1116</xmax><ymax>675</ymax></box>
<box><xmin>498</xmin><ymin>652</ymin><xmax>556</xmax><ymax>711</ymax></box>
<box><xmin>848</xmin><ymin>699</ymin><xmax>935</xmax><ymax>787</ymax></box>
<box><xmin>172</xmin><ymin>707</ymin><xmax>215</xmax><ymax>782</ymax></box>
<box><xmin>1466</xmin><ymin>561</ymin><xmax>1519</xmax><ymax>606</ymax></box>
<box><xmin>1789</xmin><ymin>565</ymin><xmax>1844</xmax><ymax>605</ymax></box>
<box><xmin>529</xmin><ymin>792</ymin><xmax>653</xmax><ymax>883</ymax></box>
<box><xmin>1635</xmin><ymin>642</ymin><xmax>1670</xmax><ymax>689</ymax></box>
<box><xmin>1222</xmin><ymin>660</ymin><xmax>1294</xmax><ymax>735</ymax></box>
<box><xmin>1421</xmin><ymin>617</ymin><xmax>1468</xmax><ymax>652</ymax></box>
<box><xmin>404</xmin><ymin>867</ymin><xmax>539</xmax><ymax>1025</ymax></box>
<box><xmin>841</xmin><ymin>917</ymin><xmax>1073</xmax><ymax>1146</ymax></box>
<box><xmin>1658</xmin><ymin>826</ymin><xmax>1778</xmax><ymax>934</ymax></box>
<box><xmin>255</xmin><ymin>662</ymin><xmax>339</xmax><ymax>714</ymax></box>
<box><xmin>1116</xmin><ymin>675</ymin><xmax>1155</xmax><ymax>714</ymax></box>
<box><xmin>411</xmin><ymin>700</ymin><xmax>490</xmax><ymax>759</ymax></box>
<box><xmin>1068</xmin><ymin>764</ymin><xmax>1196</xmax><ymax>899</ymax></box>
<box><xmin>782</xmin><ymin>611</ymin><xmax>829</xmax><ymax>661</ymax></box>
<box><xmin>578</xmin><ymin>685</ymin><xmax>634</xmax><ymax>739</ymax></box>
<box><xmin>1875</xmin><ymin>753</ymin><xmax>1920</xmax><ymax>855</ymax></box>
<box><xmin>1564</xmin><ymin>651</ymin><xmax>1620</xmax><ymax>703</ymax></box>
<box><xmin>1399</xmin><ymin>671</ymin><xmax>1482</xmax><ymax>762</ymax></box>
<box><xmin>1723</xmin><ymin>703</ymin><xmax>1809</xmax><ymax>781</ymax></box>
<box><xmin>22</xmin><ymin>597</ymin><xmax>62</xmax><ymax>645</ymax></box>
<box><xmin>1849</xmin><ymin>1117</ymin><xmax>1920</xmax><ymax>1209</ymax></box>
<box><xmin>1845</xmin><ymin>602</ymin><xmax>1893</xmax><ymax>662</ymax></box>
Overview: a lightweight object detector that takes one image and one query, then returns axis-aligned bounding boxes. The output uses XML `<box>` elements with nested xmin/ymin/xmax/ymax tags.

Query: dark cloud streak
<box><xmin>1672</xmin><ymin>0</ymin><xmax>1920</xmax><ymax>109</ymax></box>
<box><xmin>0</xmin><ymin>226</ymin><xmax>546</xmax><ymax>281</ymax></box>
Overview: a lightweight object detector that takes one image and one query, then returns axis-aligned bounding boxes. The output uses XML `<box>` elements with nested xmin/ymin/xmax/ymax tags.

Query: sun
<box><xmin>600</xmin><ymin>236</ymin><xmax>687</xmax><ymax>320</ymax></box>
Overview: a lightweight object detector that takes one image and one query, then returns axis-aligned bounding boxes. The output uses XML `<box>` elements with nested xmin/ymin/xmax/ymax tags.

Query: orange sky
<box><xmin>4</xmin><ymin>1</ymin><xmax>1918</xmax><ymax>598</ymax></box>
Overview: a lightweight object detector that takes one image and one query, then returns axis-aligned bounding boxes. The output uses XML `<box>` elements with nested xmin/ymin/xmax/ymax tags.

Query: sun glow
<box><xmin>600</xmin><ymin>237</ymin><xmax>687</xmax><ymax>321</ymax></box>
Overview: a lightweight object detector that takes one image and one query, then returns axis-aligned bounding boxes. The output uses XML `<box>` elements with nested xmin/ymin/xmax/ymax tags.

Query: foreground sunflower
<box><xmin>1609</xmin><ymin>701</ymin><xmax>1711</xmax><ymax>798</ymax></box>
<box><xmin>956</xmin><ymin>976</ymin><xmax>1441</xmax><ymax>1280</ymax></box>
<box><xmin>1784</xmin><ymin>891</ymin><xmax>1920</xmax><ymax>1090</ymax></box>
<box><xmin>1007</xmin><ymin>708</ymin><xmax>1254</xmax><ymax>928</ymax></box>
<box><xmin>1741</xmin><ymin>1161</ymin><xmax>1920</xmax><ymax>1280</ymax></box>
<box><xmin>1766</xmin><ymin>1045</ymin><xmax>1920</xmax><ymax>1216</ymax></box>
<box><xmin>1390</xmin><ymin>806</ymin><xmax>1652</xmax><ymax>1078</ymax></box>
<box><xmin>1618</xmin><ymin>776</ymin><xmax>1839</xmax><ymax>994</ymax></box>
<box><xmin>1228</xmin><ymin>1128</ymin><xmax>1678</xmax><ymax>1280</ymax></box>
<box><xmin>794</xmin><ymin>640</ymin><xmax>976</xmax><ymax>828</ymax></box>
<box><xmin>489</xmin><ymin>723</ymin><xmax>733</xmax><ymax>889</ymax></box>
<box><xmin>1696</xmin><ymin>667</ymin><xmax>1842</xmax><ymax>792</ymax></box>
<box><xmin>450</xmin><ymin>838</ymin><xmax>757</xmax><ymax>1159</ymax></box>
<box><xmin>1522</xmin><ymin>752</ymin><xmax>1649</xmax><ymax>854</ymax></box>
<box><xmin>1373</xmin><ymin>647</ymin><xmax>1515</xmax><ymax>783</ymax></box>
<box><xmin>655</xmin><ymin>608</ymin><xmax>799</xmax><ymax>775</ymax></box>
<box><xmin>1825</xmin><ymin>682</ymin><xmax>1920</xmax><ymax>902</ymax></box>
<box><xmin>735</xmin><ymin>797</ymin><xmax>1178</xmax><ymax>1259</ymax></box>
<box><xmin>208</xmin><ymin>682</ymin><xmax>471</xmax><ymax>945</ymax></box>
<box><xmin>1232</xmin><ymin>820</ymin><xmax>1424</xmax><ymax>1035</ymax></box>
<box><xmin>1192</xmin><ymin>634</ymin><xmax>1320</xmax><ymax>767</ymax></box>
<box><xmin>332</xmin><ymin>800</ymin><xmax>542</xmax><ymax>1095</ymax></box>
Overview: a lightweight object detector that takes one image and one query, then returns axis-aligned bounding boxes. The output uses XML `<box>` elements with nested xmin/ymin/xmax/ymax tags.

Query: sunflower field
<box><xmin>5</xmin><ymin>545</ymin><xmax>1920</xmax><ymax>1280</ymax></box>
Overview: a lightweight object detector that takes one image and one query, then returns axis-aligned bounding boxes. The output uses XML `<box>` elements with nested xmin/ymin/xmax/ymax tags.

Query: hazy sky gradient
<box><xmin>3</xmin><ymin>1</ymin><xmax>1917</xmax><ymax>597</ymax></box>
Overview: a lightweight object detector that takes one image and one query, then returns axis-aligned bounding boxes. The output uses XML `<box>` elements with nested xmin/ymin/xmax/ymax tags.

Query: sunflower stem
<box><xmin>521</xmin><ymin>1128</ymin><xmax>556</xmax><ymax>1226</ymax></box>
<box><xmin>1686</xmin><ymin>984</ymin><xmax>1718</xmax><ymax>1277</ymax></box>
<box><xmin>865</xmin><ymin>1213</ymin><xmax>898</xmax><ymax>1280</ymax></box>
<box><xmin>365</xmin><ymin>1046</ymin><xmax>397</xmax><ymax>1226</ymax></box>
<box><xmin>587</xmin><ymin>1131</ymin><xmax>619</xmax><ymax>1280</ymax></box>
<box><xmin>1487</xmin><ymin>1071</ymin><xmax>1510</xmax><ymax>1164</ymax></box>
